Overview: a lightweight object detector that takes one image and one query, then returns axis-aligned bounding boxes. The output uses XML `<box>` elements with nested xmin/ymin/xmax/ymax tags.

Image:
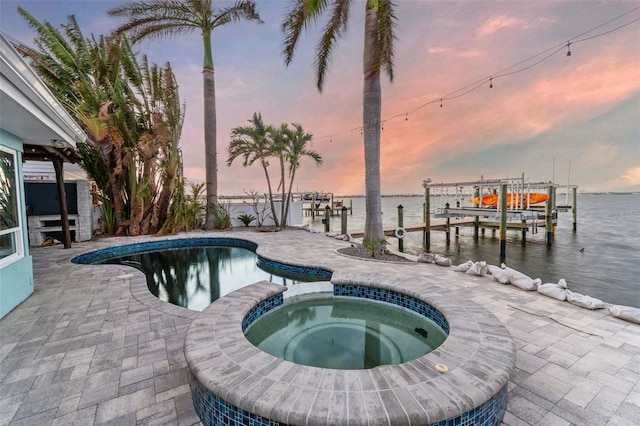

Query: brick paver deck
<box><xmin>1</xmin><ymin>229</ymin><xmax>638</xmax><ymax>425</ymax></box>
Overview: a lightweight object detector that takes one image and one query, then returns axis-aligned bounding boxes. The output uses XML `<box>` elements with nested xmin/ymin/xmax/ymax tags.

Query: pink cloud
<box><xmin>622</xmin><ymin>166</ymin><xmax>640</xmax><ymax>186</ymax></box>
<box><xmin>476</xmin><ymin>15</ymin><xmax>529</xmax><ymax>36</ymax></box>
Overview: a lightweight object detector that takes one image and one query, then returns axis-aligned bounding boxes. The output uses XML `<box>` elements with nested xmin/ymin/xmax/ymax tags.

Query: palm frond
<box><xmin>377</xmin><ymin>0</ymin><xmax>397</xmax><ymax>81</ymax></box>
<box><xmin>282</xmin><ymin>0</ymin><xmax>331</xmax><ymax>66</ymax></box>
<box><xmin>315</xmin><ymin>0</ymin><xmax>351</xmax><ymax>91</ymax></box>
<box><xmin>213</xmin><ymin>0</ymin><xmax>263</xmax><ymax>29</ymax></box>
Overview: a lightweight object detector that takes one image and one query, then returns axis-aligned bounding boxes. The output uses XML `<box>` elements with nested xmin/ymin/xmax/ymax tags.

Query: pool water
<box><xmin>104</xmin><ymin>246</ymin><xmax>326</xmax><ymax>311</ymax></box>
<box><xmin>244</xmin><ymin>297</ymin><xmax>447</xmax><ymax>369</ymax></box>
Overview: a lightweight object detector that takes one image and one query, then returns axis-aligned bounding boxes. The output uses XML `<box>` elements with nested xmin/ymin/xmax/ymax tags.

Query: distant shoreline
<box><xmin>219</xmin><ymin>192</ymin><xmax>638</xmax><ymax>199</ymax></box>
<box><xmin>334</xmin><ymin>192</ymin><xmax>639</xmax><ymax>198</ymax></box>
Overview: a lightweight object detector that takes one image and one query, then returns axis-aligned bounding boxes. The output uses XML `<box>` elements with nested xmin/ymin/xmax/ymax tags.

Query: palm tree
<box><xmin>109</xmin><ymin>0</ymin><xmax>263</xmax><ymax>229</ymax></box>
<box><xmin>280</xmin><ymin>123</ymin><xmax>322</xmax><ymax>226</ymax></box>
<box><xmin>282</xmin><ymin>0</ymin><xmax>396</xmax><ymax>246</ymax></box>
<box><xmin>227</xmin><ymin>112</ymin><xmax>280</xmax><ymax>227</ymax></box>
<box><xmin>17</xmin><ymin>7</ymin><xmax>184</xmax><ymax>236</ymax></box>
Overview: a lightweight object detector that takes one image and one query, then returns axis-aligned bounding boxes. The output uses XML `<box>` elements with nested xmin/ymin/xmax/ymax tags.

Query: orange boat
<box><xmin>468</xmin><ymin>192</ymin><xmax>548</xmax><ymax>207</ymax></box>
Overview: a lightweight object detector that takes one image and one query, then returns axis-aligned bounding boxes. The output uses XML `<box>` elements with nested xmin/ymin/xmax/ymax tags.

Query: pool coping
<box><xmin>184</xmin><ymin>270</ymin><xmax>516</xmax><ymax>425</ymax></box>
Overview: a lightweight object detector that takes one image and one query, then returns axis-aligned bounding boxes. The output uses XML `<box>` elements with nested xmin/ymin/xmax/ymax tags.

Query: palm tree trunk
<box><xmin>261</xmin><ymin>160</ymin><xmax>279</xmax><ymax>227</ymax></box>
<box><xmin>203</xmin><ymin>31</ymin><xmax>218</xmax><ymax>229</ymax></box>
<box><xmin>151</xmin><ymin>171</ymin><xmax>174</xmax><ymax>234</ymax></box>
<box><xmin>279</xmin><ymin>155</ymin><xmax>287</xmax><ymax>226</ymax></box>
<box><xmin>284</xmin><ymin>168</ymin><xmax>297</xmax><ymax>226</ymax></box>
<box><xmin>100</xmin><ymin>145</ymin><xmax>125</xmax><ymax>235</ymax></box>
<box><xmin>362</xmin><ymin>6</ymin><xmax>385</xmax><ymax>243</ymax></box>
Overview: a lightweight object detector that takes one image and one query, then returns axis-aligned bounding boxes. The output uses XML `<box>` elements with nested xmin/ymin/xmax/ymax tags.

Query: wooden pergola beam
<box><xmin>23</xmin><ymin>144</ymin><xmax>81</xmax><ymax>249</ymax></box>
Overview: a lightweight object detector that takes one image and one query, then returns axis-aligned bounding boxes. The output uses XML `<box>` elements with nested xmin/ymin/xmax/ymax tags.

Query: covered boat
<box><xmin>469</xmin><ymin>192</ymin><xmax>549</xmax><ymax>207</ymax></box>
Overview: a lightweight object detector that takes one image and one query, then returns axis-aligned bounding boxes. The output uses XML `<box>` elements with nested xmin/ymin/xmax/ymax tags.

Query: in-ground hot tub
<box><xmin>244</xmin><ymin>296</ymin><xmax>448</xmax><ymax>370</ymax></box>
<box><xmin>185</xmin><ymin>272</ymin><xmax>516</xmax><ymax>426</ymax></box>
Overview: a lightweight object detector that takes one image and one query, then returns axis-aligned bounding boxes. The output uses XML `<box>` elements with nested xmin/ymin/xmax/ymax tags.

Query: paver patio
<box><xmin>1</xmin><ymin>229</ymin><xmax>638</xmax><ymax>425</ymax></box>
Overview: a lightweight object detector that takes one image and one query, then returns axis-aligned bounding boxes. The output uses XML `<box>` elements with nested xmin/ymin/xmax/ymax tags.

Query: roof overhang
<box><xmin>0</xmin><ymin>33</ymin><xmax>86</xmax><ymax>149</ymax></box>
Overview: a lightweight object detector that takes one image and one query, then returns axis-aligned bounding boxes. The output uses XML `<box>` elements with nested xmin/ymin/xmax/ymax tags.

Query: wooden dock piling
<box><xmin>572</xmin><ymin>187</ymin><xmax>577</xmax><ymax>232</ymax></box>
<box><xmin>423</xmin><ymin>184</ymin><xmax>431</xmax><ymax>251</ymax></box>
<box><xmin>473</xmin><ymin>186</ymin><xmax>480</xmax><ymax>239</ymax></box>
<box><xmin>397</xmin><ymin>204</ymin><xmax>404</xmax><ymax>252</ymax></box>
<box><xmin>546</xmin><ymin>185</ymin><xmax>554</xmax><ymax>246</ymax></box>
<box><xmin>324</xmin><ymin>206</ymin><xmax>330</xmax><ymax>232</ymax></box>
<box><xmin>341</xmin><ymin>206</ymin><xmax>348</xmax><ymax>235</ymax></box>
<box><xmin>499</xmin><ymin>183</ymin><xmax>507</xmax><ymax>261</ymax></box>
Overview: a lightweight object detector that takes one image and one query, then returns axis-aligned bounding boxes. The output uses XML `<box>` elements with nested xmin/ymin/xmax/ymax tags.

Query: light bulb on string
<box><xmin>405</xmin><ymin>113</ymin><xmax>408</xmax><ymax>121</ymax></box>
<box><xmin>440</xmin><ymin>98</ymin><xmax>443</xmax><ymax>108</ymax></box>
<box><xmin>489</xmin><ymin>77</ymin><xmax>493</xmax><ymax>88</ymax></box>
<box><xmin>566</xmin><ymin>42</ymin><xmax>572</xmax><ymax>56</ymax></box>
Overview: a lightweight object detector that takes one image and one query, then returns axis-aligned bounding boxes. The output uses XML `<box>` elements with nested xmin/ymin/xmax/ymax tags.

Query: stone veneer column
<box><xmin>75</xmin><ymin>179</ymin><xmax>93</xmax><ymax>242</ymax></box>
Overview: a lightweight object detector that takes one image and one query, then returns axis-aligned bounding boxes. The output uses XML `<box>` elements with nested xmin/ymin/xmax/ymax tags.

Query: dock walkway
<box><xmin>349</xmin><ymin>217</ymin><xmax>551</xmax><ymax>238</ymax></box>
<box><xmin>0</xmin><ymin>229</ymin><xmax>638</xmax><ymax>425</ymax></box>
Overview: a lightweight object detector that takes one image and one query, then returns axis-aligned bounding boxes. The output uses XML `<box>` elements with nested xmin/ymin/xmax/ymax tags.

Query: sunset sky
<box><xmin>2</xmin><ymin>1</ymin><xmax>639</xmax><ymax>195</ymax></box>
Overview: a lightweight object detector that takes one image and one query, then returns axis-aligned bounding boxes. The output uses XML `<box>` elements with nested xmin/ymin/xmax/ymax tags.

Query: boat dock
<box><xmin>298</xmin><ymin>192</ymin><xmax>353</xmax><ymax>217</ymax></box>
<box><xmin>338</xmin><ymin>174</ymin><xmax>577</xmax><ymax>262</ymax></box>
<box><xmin>349</xmin><ymin>214</ymin><xmax>556</xmax><ymax>238</ymax></box>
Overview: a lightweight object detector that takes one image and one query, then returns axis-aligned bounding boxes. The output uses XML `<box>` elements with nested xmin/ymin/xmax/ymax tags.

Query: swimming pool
<box><xmin>71</xmin><ymin>238</ymin><xmax>332</xmax><ymax>311</ymax></box>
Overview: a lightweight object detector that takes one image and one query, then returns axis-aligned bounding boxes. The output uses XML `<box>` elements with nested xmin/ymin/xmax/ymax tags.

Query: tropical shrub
<box><xmin>237</xmin><ymin>213</ymin><xmax>256</xmax><ymax>227</ymax></box>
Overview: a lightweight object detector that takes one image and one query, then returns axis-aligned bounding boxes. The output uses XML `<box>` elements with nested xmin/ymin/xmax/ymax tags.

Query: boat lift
<box><xmin>421</xmin><ymin>174</ymin><xmax>578</xmax><ymax>261</ymax></box>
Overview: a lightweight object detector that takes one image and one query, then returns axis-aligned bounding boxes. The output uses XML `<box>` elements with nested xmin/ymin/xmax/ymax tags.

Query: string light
<box><xmin>340</xmin><ymin>7</ymin><xmax>639</xmax><ymax>135</ymax></box>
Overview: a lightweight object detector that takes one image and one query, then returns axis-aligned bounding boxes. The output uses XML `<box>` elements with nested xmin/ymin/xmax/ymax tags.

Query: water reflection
<box><xmin>105</xmin><ymin>246</ymin><xmax>324</xmax><ymax>311</ymax></box>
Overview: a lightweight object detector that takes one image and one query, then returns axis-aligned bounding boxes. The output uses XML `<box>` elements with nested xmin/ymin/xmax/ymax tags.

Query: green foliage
<box><xmin>209</xmin><ymin>201</ymin><xmax>233</xmax><ymax>230</ymax></box>
<box><xmin>100</xmin><ymin>196</ymin><xmax>116</xmax><ymax>235</ymax></box>
<box><xmin>76</xmin><ymin>142</ymin><xmax>110</xmax><ymax>197</ymax></box>
<box><xmin>16</xmin><ymin>9</ymin><xmax>185</xmax><ymax>236</ymax></box>
<box><xmin>159</xmin><ymin>180</ymin><xmax>205</xmax><ymax>235</ymax></box>
<box><xmin>237</xmin><ymin>213</ymin><xmax>256</xmax><ymax>227</ymax></box>
<box><xmin>363</xmin><ymin>238</ymin><xmax>388</xmax><ymax>258</ymax></box>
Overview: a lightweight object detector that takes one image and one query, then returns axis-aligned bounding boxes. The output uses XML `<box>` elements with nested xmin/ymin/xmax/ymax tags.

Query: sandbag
<box><xmin>417</xmin><ymin>253</ymin><xmax>435</xmax><ymax>263</ymax></box>
<box><xmin>565</xmin><ymin>290</ymin><xmax>606</xmax><ymax>310</ymax></box>
<box><xmin>465</xmin><ymin>261</ymin><xmax>488</xmax><ymax>276</ymax></box>
<box><xmin>608</xmin><ymin>305</ymin><xmax>640</xmax><ymax>324</ymax></box>
<box><xmin>487</xmin><ymin>265</ymin><xmax>511</xmax><ymax>284</ymax></box>
<box><xmin>537</xmin><ymin>283</ymin><xmax>567</xmax><ymax>301</ymax></box>
<box><xmin>501</xmin><ymin>264</ymin><xmax>532</xmax><ymax>281</ymax></box>
<box><xmin>434</xmin><ymin>255</ymin><xmax>452</xmax><ymax>266</ymax></box>
<box><xmin>512</xmin><ymin>277</ymin><xmax>541</xmax><ymax>291</ymax></box>
<box><xmin>454</xmin><ymin>260</ymin><xmax>474</xmax><ymax>272</ymax></box>
<box><xmin>557</xmin><ymin>278</ymin><xmax>568</xmax><ymax>289</ymax></box>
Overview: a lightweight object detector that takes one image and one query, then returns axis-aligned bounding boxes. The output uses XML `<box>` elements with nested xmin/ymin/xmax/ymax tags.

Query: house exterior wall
<box><xmin>0</xmin><ymin>129</ymin><xmax>33</xmax><ymax>318</ymax></box>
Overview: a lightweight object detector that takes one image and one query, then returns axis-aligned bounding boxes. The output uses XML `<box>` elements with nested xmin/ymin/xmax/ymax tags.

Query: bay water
<box><xmin>304</xmin><ymin>193</ymin><xmax>640</xmax><ymax>308</ymax></box>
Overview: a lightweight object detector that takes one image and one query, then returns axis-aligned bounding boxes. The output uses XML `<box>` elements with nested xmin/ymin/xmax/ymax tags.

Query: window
<box><xmin>0</xmin><ymin>146</ymin><xmax>23</xmax><ymax>266</ymax></box>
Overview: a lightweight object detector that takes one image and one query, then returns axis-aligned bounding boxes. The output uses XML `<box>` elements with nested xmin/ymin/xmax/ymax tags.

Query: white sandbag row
<box><xmin>324</xmin><ymin>232</ymin><xmax>363</xmax><ymax>244</ymax></box>
<box><xmin>453</xmin><ymin>260</ymin><xmax>488</xmax><ymax>276</ymax></box>
<box><xmin>417</xmin><ymin>253</ymin><xmax>452</xmax><ymax>266</ymax></box>
<box><xmin>419</xmin><ymin>253</ymin><xmax>640</xmax><ymax>324</ymax></box>
<box><xmin>537</xmin><ymin>282</ymin><xmax>640</xmax><ymax>323</ymax></box>
<box><xmin>458</xmin><ymin>261</ymin><xmax>542</xmax><ymax>290</ymax></box>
